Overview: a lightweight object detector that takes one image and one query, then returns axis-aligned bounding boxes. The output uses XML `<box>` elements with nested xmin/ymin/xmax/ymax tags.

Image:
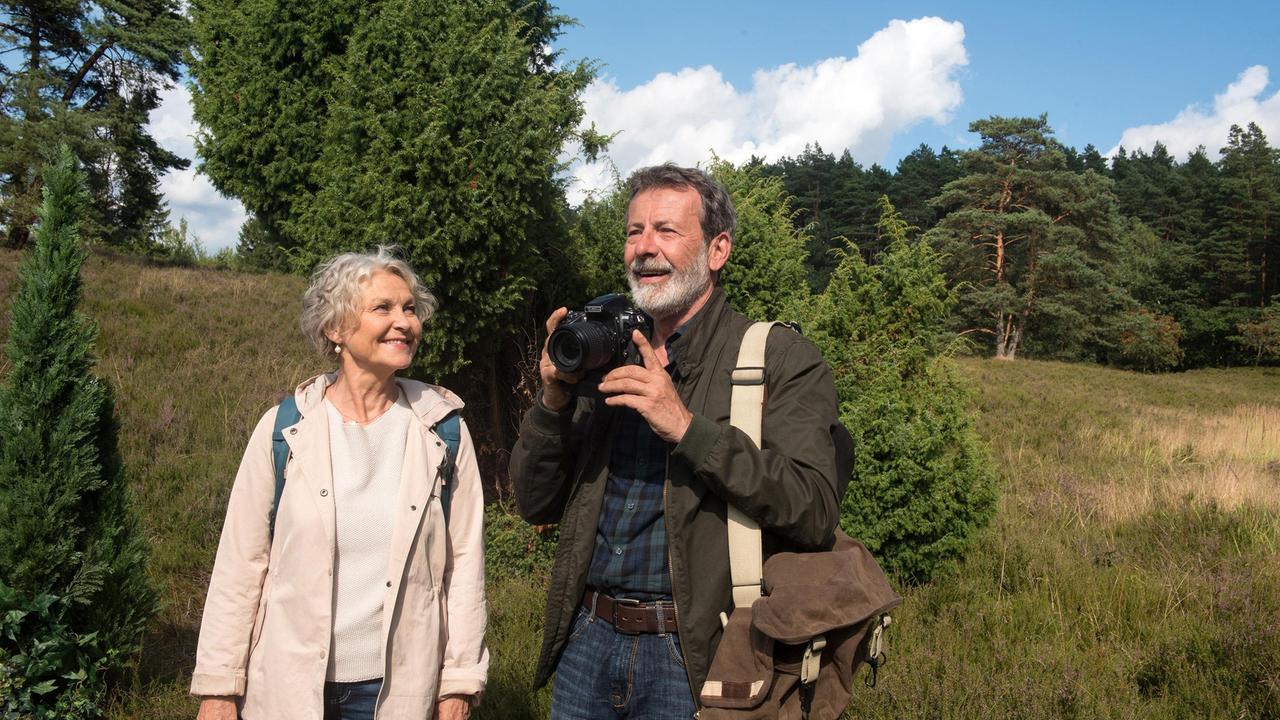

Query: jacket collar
<box><xmin>668</xmin><ymin>286</ymin><xmax>734</xmax><ymax>379</ymax></box>
<box><xmin>292</xmin><ymin>372</ymin><xmax>465</xmax><ymax>429</ymax></box>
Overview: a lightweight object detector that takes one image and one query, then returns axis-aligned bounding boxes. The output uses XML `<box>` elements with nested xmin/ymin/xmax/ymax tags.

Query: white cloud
<box><xmin>148</xmin><ymin>83</ymin><xmax>247</xmax><ymax>252</ymax></box>
<box><xmin>1108</xmin><ymin>65</ymin><xmax>1280</xmax><ymax>159</ymax></box>
<box><xmin>567</xmin><ymin>17</ymin><xmax>968</xmax><ymax>203</ymax></box>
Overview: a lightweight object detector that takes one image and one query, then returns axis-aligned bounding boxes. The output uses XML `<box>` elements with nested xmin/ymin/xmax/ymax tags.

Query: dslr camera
<box><xmin>548</xmin><ymin>294</ymin><xmax>653</xmax><ymax>394</ymax></box>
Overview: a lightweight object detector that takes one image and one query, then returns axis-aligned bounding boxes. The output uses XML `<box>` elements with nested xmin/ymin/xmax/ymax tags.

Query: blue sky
<box><xmin>555</xmin><ymin>1</ymin><xmax>1279</xmax><ymax>159</ymax></box>
<box><xmin>150</xmin><ymin>1</ymin><xmax>1280</xmax><ymax>250</ymax></box>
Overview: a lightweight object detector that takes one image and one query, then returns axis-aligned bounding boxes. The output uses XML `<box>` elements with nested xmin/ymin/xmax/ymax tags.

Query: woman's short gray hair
<box><xmin>300</xmin><ymin>246</ymin><xmax>438</xmax><ymax>357</ymax></box>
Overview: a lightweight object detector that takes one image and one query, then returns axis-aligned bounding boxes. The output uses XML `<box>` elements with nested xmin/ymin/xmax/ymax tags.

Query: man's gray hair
<box><xmin>627</xmin><ymin>164</ymin><xmax>736</xmax><ymax>243</ymax></box>
<box><xmin>300</xmin><ymin>246</ymin><xmax>437</xmax><ymax>357</ymax></box>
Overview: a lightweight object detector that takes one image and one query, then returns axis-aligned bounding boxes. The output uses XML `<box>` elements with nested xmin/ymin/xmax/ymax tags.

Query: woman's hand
<box><xmin>196</xmin><ymin>696</ymin><xmax>237</xmax><ymax>720</ymax></box>
<box><xmin>436</xmin><ymin>695</ymin><xmax>472</xmax><ymax>720</ymax></box>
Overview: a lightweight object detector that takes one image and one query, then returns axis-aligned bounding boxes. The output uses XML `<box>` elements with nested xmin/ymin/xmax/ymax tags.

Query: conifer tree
<box><xmin>191</xmin><ymin>0</ymin><xmax>597</xmax><ymax>376</ymax></box>
<box><xmin>0</xmin><ymin>148</ymin><xmax>156</xmax><ymax>718</ymax></box>
<box><xmin>710</xmin><ymin>159</ymin><xmax>812</xmax><ymax>321</ymax></box>
<box><xmin>925</xmin><ymin>115</ymin><xmax>1127</xmax><ymax>359</ymax></box>
<box><xmin>0</xmin><ymin>0</ymin><xmax>190</xmax><ymax>249</ymax></box>
<box><xmin>796</xmin><ymin>196</ymin><xmax>995</xmax><ymax>582</ymax></box>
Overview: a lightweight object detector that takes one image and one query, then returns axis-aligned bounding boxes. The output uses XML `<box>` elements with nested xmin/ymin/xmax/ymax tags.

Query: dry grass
<box><xmin>1078</xmin><ymin>403</ymin><xmax>1280</xmax><ymax>522</ymax></box>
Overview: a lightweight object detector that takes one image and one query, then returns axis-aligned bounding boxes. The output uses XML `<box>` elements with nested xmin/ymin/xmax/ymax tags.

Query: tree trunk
<box><xmin>994</xmin><ymin>230</ymin><xmax>1005</xmax><ymax>284</ymax></box>
<box><xmin>1007</xmin><ymin>323</ymin><xmax>1023</xmax><ymax>359</ymax></box>
<box><xmin>486</xmin><ymin>358</ymin><xmax>506</xmax><ymax>462</ymax></box>
<box><xmin>994</xmin><ymin>313</ymin><xmax>1014</xmax><ymax>359</ymax></box>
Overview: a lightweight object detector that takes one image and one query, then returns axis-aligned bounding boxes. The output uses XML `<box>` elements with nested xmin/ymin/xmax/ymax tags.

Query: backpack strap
<box><xmin>268</xmin><ymin>399</ymin><xmax>463</xmax><ymax>535</ymax></box>
<box><xmin>726</xmin><ymin>321</ymin><xmax>780</xmax><ymax>609</ymax></box>
<box><xmin>269</xmin><ymin>394</ymin><xmax>301</xmax><ymax>539</ymax></box>
<box><xmin>433</xmin><ymin>411</ymin><xmax>462</xmax><ymax>526</ymax></box>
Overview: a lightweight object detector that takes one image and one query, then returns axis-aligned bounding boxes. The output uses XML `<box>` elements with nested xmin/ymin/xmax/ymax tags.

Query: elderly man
<box><xmin>511</xmin><ymin>164</ymin><xmax>850</xmax><ymax>718</ymax></box>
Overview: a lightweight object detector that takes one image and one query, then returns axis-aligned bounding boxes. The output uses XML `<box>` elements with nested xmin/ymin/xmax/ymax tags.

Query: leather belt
<box><xmin>581</xmin><ymin>587</ymin><xmax>678</xmax><ymax>635</ymax></box>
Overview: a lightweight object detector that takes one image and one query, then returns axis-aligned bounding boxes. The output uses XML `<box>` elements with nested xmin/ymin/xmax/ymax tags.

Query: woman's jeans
<box><xmin>550</xmin><ymin>607</ymin><xmax>697</xmax><ymax>719</ymax></box>
<box><xmin>323</xmin><ymin>678</ymin><xmax>382</xmax><ymax>720</ymax></box>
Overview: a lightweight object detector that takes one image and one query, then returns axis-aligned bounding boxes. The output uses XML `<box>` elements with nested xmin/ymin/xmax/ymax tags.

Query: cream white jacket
<box><xmin>191</xmin><ymin>374</ymin><xmax>488</xmax><ymax>719</ymax></box>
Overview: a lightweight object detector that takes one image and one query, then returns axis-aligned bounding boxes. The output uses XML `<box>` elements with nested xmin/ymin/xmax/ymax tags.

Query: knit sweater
<box><xmin>323</xmin><ymin>396</ymin><xmax>411</xmax><ymax>682</ymax></box>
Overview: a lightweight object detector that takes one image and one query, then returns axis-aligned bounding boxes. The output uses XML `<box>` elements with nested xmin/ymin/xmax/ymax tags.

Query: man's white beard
<box><xmin>627</xmin><ymin>243</ymin><xmax>712</xmax><ymax>320</ymax></box>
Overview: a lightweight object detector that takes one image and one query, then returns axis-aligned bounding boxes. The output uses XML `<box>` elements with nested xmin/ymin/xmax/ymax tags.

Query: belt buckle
<box><xmin>612</xmin><ymin>597</ymin><xmax>642</xmax><ymax>635</ymax></box>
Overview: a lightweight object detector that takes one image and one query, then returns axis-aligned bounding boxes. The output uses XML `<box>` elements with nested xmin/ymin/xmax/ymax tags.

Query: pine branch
<box><xmin>61</xmin><ymin>40</ymin><xmax>114</xmax><ymax>104</ymax></box>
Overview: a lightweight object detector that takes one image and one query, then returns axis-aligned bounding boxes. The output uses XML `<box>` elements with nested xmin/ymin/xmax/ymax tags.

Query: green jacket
<box><xmin>510</xmin><ymin>287</ymin><xmax>850</xmax><ymax>700</ymax></box>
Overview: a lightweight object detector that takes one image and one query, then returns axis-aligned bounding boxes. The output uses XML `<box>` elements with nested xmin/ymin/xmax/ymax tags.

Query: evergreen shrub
<box><xmin>797</xmin><ymin>197</ymin><xmax>997</xmax><ymax>583</ymax></box>
<box><xmin>0</xmin><ymin>148</ymin><xmax>157</xmax><ymax>718</ymax></box>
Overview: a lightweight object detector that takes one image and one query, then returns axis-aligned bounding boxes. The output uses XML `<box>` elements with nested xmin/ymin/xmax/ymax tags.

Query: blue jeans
<box><xmin>323</xmin><ymin>678</ymin><xmax>381</xmax><ymax>720</ymax></box>
<box><xmin>550</xmin><ymin>607</ymin><xmax>697</xmax><ymax>719</ymax></box>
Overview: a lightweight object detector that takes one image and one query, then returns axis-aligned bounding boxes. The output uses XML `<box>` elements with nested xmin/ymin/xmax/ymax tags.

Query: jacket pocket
<box><xmin>247</xmin><ymin>575</ymin><xmax>273</xmax><ymax>659</ymax></box>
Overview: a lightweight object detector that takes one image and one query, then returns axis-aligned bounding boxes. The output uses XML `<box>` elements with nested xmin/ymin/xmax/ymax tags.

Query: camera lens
<box><xmin>549</xmin><ymin>321</ymin><xmax>616</xmax><ymax>373</ymax></box>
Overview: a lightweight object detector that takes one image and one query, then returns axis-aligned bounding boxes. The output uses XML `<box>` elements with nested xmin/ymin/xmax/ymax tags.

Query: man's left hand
<box><xmin>599</xmin><ymin>330</ymin><xmax>694</xmax><ymax>444</ymax></box>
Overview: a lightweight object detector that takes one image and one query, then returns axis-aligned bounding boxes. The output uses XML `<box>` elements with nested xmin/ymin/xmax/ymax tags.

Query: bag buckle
<box><xmin>730</xmin><ymin>366</ymin><xmax>765</xmax><ymax>386</ymax></box>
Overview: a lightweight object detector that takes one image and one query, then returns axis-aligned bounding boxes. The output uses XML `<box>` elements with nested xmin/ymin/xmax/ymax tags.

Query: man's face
<box><xmin>625</xmin><ymin>187</ymin><xmax>715</xmax><ymax>320</ymax></box>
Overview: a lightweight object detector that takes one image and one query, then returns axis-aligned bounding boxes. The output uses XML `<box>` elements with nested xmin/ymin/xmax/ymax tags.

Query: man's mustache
<box><xmin>629</xmin><ymin>258</ymin><xmax>674</xmax><ymax>274</ymax></box>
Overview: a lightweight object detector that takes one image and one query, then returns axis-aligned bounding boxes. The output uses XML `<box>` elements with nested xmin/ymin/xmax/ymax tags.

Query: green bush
<box><xmin>798</xmin><ymin>197</ymin><xmax>996</xmax><ymax>582</ymax></box>
<box><xmin>484</xmin><ymin>503</ymin><xmax>558</xmax><ymax>583</ymax></box>
<box><xmin>0</xmin><ymin>149</ymin><xmax>157</xmax><ymax>717</ymax></box>
<box><xmin>1115</xmin><ymin>307</ymin><xmax>1185</xmax><ymax>371</ymax></box>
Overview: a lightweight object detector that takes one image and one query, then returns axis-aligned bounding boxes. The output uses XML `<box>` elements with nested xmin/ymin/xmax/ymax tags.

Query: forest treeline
<box><xmin>3</xmin><ymin>1</ymin><xmax>1278</xmax><ymax>375</ymax></box>
<box><xmin>748</xmin><ymin>117</ymin><xmax>1280</xmax><ymax>370</ymax></box>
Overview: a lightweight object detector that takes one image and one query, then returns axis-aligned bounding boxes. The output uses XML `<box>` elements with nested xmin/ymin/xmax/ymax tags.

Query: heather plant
<box><xmin>0</xmin><ymin>148</ymin><xmax>157</xmax><ymax>717</ymax></box>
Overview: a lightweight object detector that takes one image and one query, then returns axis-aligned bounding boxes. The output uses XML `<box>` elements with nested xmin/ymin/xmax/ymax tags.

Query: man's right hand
<box><xmin>540</xmin><ymin>307</ymin><xmax>582</xmax><ymax>411</ymax></box>
<box><xmin>196</xmin><ymin>696</ymin><xmax>237</xmax><ymax>720</ymax></box>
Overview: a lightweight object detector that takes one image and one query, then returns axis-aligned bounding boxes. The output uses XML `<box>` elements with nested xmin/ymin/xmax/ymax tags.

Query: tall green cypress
<box><xmin>0</xmin><ymin>148</ymin><xmax>157</xmax><ymax>718</ymax></box>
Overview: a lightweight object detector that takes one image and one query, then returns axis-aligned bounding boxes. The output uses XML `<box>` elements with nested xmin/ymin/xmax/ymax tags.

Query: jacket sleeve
<box><xmin>190</xmin><ymin>408</ymin><xmax>277</xmax><ymax>697</ymax></box>
<box><xmin>671</xmin><ymin>329</ymin><xmax>843</xmax><ymax>550</ymax></box>
<box><xmin>438</xmin><ymin>418</ymin><xmax>490</xmax><ymax>698</ymax></box>
<box><xmin>509</xmin><ymin>395</ymin><xmax>592</xmax><ymax>525</ymax></box>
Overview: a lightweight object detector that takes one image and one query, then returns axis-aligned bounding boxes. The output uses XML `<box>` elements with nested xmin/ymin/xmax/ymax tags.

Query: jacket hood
<box><xmin>292</xmin><ymin>373</ymin><xmax>465</xmax><ymax>428</ymax></box>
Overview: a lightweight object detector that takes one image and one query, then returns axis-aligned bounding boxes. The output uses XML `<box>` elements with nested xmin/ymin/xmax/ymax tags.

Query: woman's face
<box><xmin>333</xmin><ymin>271</ymin><xmax>422</xmax><ymax>374</ymax></box>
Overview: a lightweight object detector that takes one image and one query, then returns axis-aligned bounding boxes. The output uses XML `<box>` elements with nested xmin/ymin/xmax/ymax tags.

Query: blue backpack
<box><xmin>268</xmin><ymin>395</ymin><xmax>462</xmax><ymax>538</ymax></box>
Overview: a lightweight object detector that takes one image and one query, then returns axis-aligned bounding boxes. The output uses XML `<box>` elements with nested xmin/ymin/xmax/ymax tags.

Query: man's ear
<box><xmin>707</xmin><ymin>231</ymin><xmax>732</xmax><ymax>273</ymax></box>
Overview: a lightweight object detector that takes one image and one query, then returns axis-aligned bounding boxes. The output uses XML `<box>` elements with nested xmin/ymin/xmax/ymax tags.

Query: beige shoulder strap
<box><xmin>726</xmin><ymin>321</ymin><xmax>776</xmax><ymax>609</ymax></box>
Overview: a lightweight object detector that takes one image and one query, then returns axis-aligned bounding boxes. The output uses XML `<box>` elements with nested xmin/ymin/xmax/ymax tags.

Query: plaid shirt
<box><xmin>586</xmin><ymin>329</ymin><xmax>685</xmax><ymax>601</ymax></box>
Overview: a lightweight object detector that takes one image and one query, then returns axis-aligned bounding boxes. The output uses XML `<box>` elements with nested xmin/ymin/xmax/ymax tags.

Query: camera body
<box><xmin>548</xmin><ymin>294</ymin><xmax>653</xmax><ymax>395</ymax></box>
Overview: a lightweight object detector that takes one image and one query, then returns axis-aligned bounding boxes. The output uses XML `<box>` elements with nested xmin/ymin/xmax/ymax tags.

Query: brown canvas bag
<box><xmin>699</xmin><ymin>323</ymin><xmax>902</xmax><ymax>720</ymax></box>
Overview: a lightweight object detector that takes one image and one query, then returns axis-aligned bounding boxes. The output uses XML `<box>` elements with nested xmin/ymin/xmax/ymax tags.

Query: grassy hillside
<box><xmin>1</xmin><ymin>248</ymin><xmax>1277</xmax><ymax>718</ymax></box>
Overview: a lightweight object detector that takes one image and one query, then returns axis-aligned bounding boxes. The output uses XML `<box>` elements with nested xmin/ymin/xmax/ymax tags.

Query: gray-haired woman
<box><xmin>191</xmin><ymin>248</ymin><xmax>487</xmax><ymax>720</ymax></box>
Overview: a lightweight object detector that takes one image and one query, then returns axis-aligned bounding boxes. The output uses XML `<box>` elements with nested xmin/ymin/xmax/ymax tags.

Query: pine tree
<box><xmin>1215</xmin><ymin>123</ymin><xmax>1280</xmax><ymax>308</ymax></box>
<box><xmin>0</xmin><ymin>148</ymin><xmax>157</xmax><ymax>718</ymax></box>
<box><xmin>891</xmin><ymin>143</ymin><xmax>963</xmax><ymax>232</ymax></box>
<box><xmin>0</xmin><ymin>1</ymin><xmax>190</xmax><ymax>249</ymax></box>
<box><xmin>925</xmin><ymin>115</ymin><xmax>1128</xmax><ymax>359</ymax></box>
